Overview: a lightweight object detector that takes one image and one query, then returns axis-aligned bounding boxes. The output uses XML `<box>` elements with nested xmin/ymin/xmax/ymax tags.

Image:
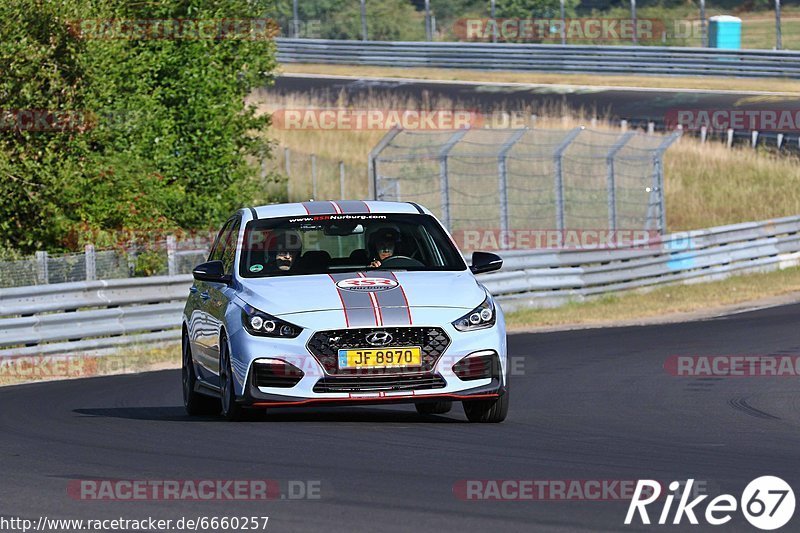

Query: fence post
<box><xmin>776</xmin><ymin>0</ymin><xmax>782</xmax><ymax>50</ymax></box>
<box><xmin>438</xmin><ymin>129</ymin><xmax>469</xmax><ymax>231</ymax></box>
<box><xmin>490</xmin><ymin>0</ymin><xmax>496</xmax><ymax>43</ymax></box>
<box><xmin>85</xmin><ymin>244</ymin><xmax>96</xmax><ymax>281</ymax></box>
<box><xmin>751</xmin><ymin>130</ymin><xmax>759</xmax><ymax>149</ymax></box>
<box><xmin>284</xmin><ymin>147</ymin><xmax>291</xmax><ymax>201</ymax></box>
<box><xmin>259</xmin><ymin>146</ymin><xmax>267</xmax><ymax>181</ymax></box>
<box><xmin>727</xmin><ymin>128</ymin><xmax>734</xmax><ymax>148</ymax></box>
<box><xmin>360</xmin><ymin>0</ymin><xmax>368</xmax><ymax>41</ymax></box>
<box><xmin>650</xmin><ymin>131</ymin><xmax>682</xmax><ymax>233</ymax></box>
<box><xmin>127</xmin><ymin>240</ymin><xmax>137</xmax><ymax>277</ymax></box>
<box><xmin>424</xmin><ymin>0</ymin><xmax>432</xmax><ymax>41</ymax></box>
<box><xmin>497</xmin><ymin>129</ymin><xmax>527</xmax><ymax>242</ymax></box>
<box><xmin>339</xmin><ymin>161</ymin><xmax>346</xmax><ymax>199</ymax></box>
<box><xmin>311</xmin><ymin>153</ymin><xmax>317</xmax><ymax>199</ymax></box>
<box><xmin>368</xmin><ymin>127</ymin><xmax>402</xmax><ymax>200</ymax></box>
<box><xmin>606</xmin><ymin>132</ymin><xmax>635</xmax><ymax>232</ymax></box>
<box><xmin>630</xmin><ymin>0</ymin><xmax>638</xmax><ymax>45</ymax></box>
<box><xmin>35</xmin><ymin>251</ymin><xmax>48</xmax><ymax>284</ymax></box>
<box><xmin>167</xmin><ymin>235</ymin><xmax>177</xmax><ymax>276</ymax></box>
<box><xmin>553</xmin><ymin>127</ymin><xmax>583</xmax><ymax>233</ymax></box>
<box><xmin>700</xmin><ymin>0</ymin><xmax>707</xmax><ymax>47</ymax></box>
<box><xmin>292</xmin><ymin>0</ymin><xmax>299</xmax><ymax>38</ymax></box>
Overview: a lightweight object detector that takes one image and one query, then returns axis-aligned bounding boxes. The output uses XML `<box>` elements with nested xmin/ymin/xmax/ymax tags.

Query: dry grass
<box><xmin>664</xmin><ymin>136</ymin><xmax>800</xmax><ymax>229</ymax></box>
<box><xmin>255</xmin><ymin>91</ymin><xmax>800</xmax><ymax>231</ymax></box>
<box><xmin>505</xmin><ymin>265</ymin><xmax>800</xmax><ymax>330</ymax></box>
<box><xmin>0</xmin><ymin>341</ymin><xmax>180</xmax><ymax>387</ymax></box>
<box><xmin>279</xmin><ymin>64</ymin><xmax>800</xmax><ymax>94</ymax></box>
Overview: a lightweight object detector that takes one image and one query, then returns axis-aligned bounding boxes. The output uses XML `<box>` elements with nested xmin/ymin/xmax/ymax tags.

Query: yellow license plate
<box><xmin>337</xmin><ymin>347</ymin><xmax>422</xmax><ymax>369</ymax></box>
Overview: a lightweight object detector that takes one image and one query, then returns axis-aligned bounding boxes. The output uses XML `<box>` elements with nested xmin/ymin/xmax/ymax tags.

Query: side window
<box><xmin>208</xmin><ymin>219</ymin><xmax>233</xmax><ymax>263</ymax></box>
<box><xmin>221</xmin><ymin>217</ymin><xmax>241</xmax><ymax>274</ymax></box>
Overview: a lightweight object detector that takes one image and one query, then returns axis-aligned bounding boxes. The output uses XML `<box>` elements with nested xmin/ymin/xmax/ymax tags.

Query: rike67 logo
<box><xmin>625</xmin><ymin>477</ymin><xmax>795</xmax><ymax>530</ymax></box>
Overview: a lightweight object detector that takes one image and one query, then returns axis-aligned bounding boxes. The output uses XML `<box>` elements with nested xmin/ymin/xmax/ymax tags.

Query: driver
<box><xmin>266</xmin><ymin>229</ymin><xmax>302</xmax><ymax>272</ymax></box>
<box><xmin>368</xmin><ymin>227</ymin><xmax>400</xmax><ymax>268</ymax></box>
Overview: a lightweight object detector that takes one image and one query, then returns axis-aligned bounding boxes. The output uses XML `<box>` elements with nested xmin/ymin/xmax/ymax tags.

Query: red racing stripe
<box><xmin>328</xmin><ymin>274</ymin><xmax>350</xmax><ymax>327</ymax></box>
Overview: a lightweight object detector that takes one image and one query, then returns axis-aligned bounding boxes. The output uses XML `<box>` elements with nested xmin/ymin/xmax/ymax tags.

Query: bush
<box><xmin>0</xmin><ymin>0</ymin><xmax>278</xmax><ymax>253</ymax></box>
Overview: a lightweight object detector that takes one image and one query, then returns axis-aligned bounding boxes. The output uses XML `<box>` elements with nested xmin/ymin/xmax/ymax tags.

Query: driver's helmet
<box><xmin>368</xmin><ymin>226</ymin><xmax>401</xmax><ymax>258</ymax></box>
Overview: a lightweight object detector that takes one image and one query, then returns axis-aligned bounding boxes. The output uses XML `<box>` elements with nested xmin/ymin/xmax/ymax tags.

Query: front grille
<box><xmin>307</xmin><ymin>327</ymin><xmax>451</xmax><ymax>374</ymax></box>
<box><xmin>313</xmin><ymin>373</ymin><xmax>447</xmax><ymax>393</ymax></box>
<box><xmin>252</xmin><ymin>360</ymin><xmax>304</xmax><ymax>388</ymax></box>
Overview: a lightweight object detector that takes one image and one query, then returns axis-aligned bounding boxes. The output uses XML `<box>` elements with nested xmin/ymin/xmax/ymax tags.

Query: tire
<box><xmin>463</xmin><ymin>387</ymin><xmax>509</xmax><ymax>423</ymax></box>
<box><xmin>219</xmin><ymin>333</ymin><xmax>245</xmax><ymax>421</ymax></box>
<box><xmin>182</xmin><ymin>333</ymin><xmax>220</xmax><ymax>416</ymax></box>
<box><xmin>415</xmin><ymin>400</ymin><xmax>452</xmax><ymax>415</ymax></box>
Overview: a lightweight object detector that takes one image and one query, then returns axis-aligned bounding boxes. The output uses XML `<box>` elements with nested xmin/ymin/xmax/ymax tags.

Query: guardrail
<box><xmin>2</xmin><ymin>214</ymin><xmax>799</xmax><ymax>357</ymax></box>
<box><xmin>276</xmin><ymin>39</ymin><xmax>800</xmax><ymax>79</ymax></box>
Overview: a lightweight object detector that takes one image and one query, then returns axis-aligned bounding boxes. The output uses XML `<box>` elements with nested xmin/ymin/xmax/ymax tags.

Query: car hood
<box><xmin>236</xmin><ymin>270</ymin><xmax>485</xmax><ymax>317</ymax></box>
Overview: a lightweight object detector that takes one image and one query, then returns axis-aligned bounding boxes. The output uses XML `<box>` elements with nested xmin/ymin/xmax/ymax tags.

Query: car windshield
<box><xmin>239</xmin><ymin>213</ymin><xmax>467</xmax><ymax>277</ymax></box>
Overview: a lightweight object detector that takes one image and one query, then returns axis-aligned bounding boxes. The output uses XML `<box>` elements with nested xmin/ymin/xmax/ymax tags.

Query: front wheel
<box><xmin>463</xmin><ymin>388</ymin><xmax>509</xmax><ymax>423</ymax></box>
<box><xmin>219</xmin><ymin>334</ymin><xmax>245</xmax><ymax>421</ymax></box>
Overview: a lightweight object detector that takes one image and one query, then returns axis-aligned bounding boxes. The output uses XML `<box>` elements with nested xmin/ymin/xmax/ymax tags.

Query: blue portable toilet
<box><xmin>708</xmin><ymin>15</ymin><xmax>742</xmax><ymax>49</ymax></box>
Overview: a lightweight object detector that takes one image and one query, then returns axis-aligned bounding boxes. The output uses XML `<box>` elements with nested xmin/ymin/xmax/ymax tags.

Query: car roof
<box><xmin>248</xmin><ymin>201</ymin><xmax>432</xmax><ymax>220</ymax></box>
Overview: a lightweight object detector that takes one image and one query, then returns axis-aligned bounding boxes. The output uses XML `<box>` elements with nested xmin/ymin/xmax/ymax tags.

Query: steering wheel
<box><xmin>379</xmin><ymin>255</ymin><xmax>424</xmax><ymax>268</ymax></box>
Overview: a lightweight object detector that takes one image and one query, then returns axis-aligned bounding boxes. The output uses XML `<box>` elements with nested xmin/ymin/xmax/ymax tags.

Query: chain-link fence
<box><xmin>270</xmin><ymin>146</ymin><xmax>367</xmax><ymax>202</ymax></box>
<box><xmin>0</xmin><ymin>239</ymin><xmax>209</xmax><ymax>289</ymax></box>
<box><xmin>371</xmin><ymin>127</ymin><xmax>680</xmax><ymax>248</ymax></box>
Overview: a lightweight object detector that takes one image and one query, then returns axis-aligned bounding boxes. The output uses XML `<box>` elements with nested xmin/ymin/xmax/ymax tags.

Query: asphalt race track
<box><xmin>269</xmin><ymin>74</ymin><xmax>800</xmax><ymax>150</ymax></box>
<box><xmin>2</xmin><ymin>303</ymin><xmax>800</xmax><ymax>532</ymax></box>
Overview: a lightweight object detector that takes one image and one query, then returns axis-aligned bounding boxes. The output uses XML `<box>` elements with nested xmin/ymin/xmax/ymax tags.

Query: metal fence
<box><xmin>370</xmin><ymin>127</ymin><xmax>680</xmax><ymax>236</ymax></box>
<box><xmin>275</xmin><ymin>1</ymin><xmax>794</xmax><ymax>51</ymax></box>
<box><xmin>275</xmin><ymin>39</ymin><xmax>800</xmax><ymax>78</ymax></box>
<box><xmin>3</xmin><ymin>214</ymin><xmax>799</xmax><ymax>357</ymax></box>
<box><xmin>0</xmin><ymin>238</ymin><xmax>209</xmax><ymax>289</ymax></box>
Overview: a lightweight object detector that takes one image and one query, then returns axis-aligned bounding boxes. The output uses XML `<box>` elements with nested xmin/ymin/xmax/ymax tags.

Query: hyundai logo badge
<box><xmin>365</xmin><ymin>331</ymin><xmax>393</xmax><ymax>346</ymax></box>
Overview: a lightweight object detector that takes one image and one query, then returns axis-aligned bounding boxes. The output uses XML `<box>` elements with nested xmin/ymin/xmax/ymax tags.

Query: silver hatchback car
<box><xmin>182</xmin><ymin>201</ymin><xmax>508</xmax><ymax>421</ymax></box>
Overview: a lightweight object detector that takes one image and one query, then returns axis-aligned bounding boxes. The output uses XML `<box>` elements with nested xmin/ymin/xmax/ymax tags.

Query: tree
<box><xmin>0</xmin><ymin>0</ymin><xmax>278</xmax><ymax>253</ymax></box>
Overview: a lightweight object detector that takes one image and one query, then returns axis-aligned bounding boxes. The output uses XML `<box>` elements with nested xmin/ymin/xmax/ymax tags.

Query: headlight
<box><xmin>452</xmin><ymin>293</ymin><xmax>496</xmax><ymax>331</ymax></box>
<box><xmin>241</xmin><ymin>304</ymin><xmax>302</xmax><ymax>338</ymax></box>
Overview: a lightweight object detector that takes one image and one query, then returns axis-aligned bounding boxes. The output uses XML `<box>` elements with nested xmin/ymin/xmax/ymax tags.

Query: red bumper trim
<box><xmin>250</xmin><ymin>392</ymin><xmax>500</xmax><ymax>408</ymax></box>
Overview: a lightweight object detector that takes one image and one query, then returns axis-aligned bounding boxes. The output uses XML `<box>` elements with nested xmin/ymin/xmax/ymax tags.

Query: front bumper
<box><xmin>227</xmin><ymin>309</ymin><xmax>508</xmax><ymax>408</ymax></box>
<box><xmin>244</xmin><ymin>376</ymin><xmax>506</xmax><ymax>408</ymax></box>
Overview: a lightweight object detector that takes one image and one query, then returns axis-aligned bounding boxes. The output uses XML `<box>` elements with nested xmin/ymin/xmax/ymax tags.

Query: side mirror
<box><xmin>193</xmin><ymin>260</ymin><xmax>232</xmax><ymax>284</ymax></box>
<box><xmin>470</xmin><ymin>251</ymin><xmax>503</xmax><ymax>274</ymax></box>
